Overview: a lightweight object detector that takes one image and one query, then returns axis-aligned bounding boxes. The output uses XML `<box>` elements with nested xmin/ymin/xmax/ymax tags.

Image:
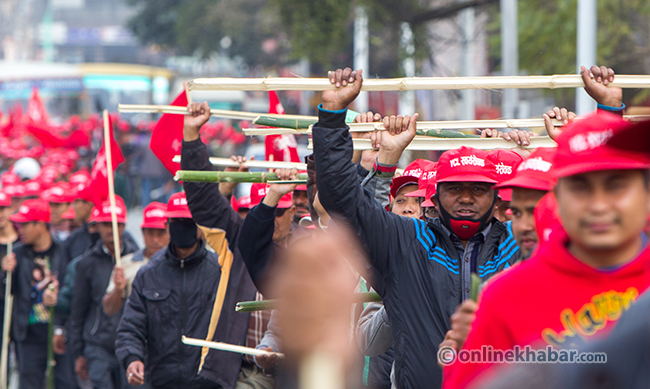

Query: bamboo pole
<box><xmin>182</xmin><ymin>336</ymin><xmax>285</xmax><ymax>358</ymax></box>
<box><xmin>235</xmin><ymin>291</ymin><xmax>382</xmax><ymax>312</ymax></box>
<box><xmin>175</xmin><ymin>171</ymin><xmax>308</xmax><ymax>184</ymax></box>
<box><xmin>187</xmin><ymin>74</ymin><xmax>650</xmax><ymax>92</ymax></box>
<box><xmin>242</xmin><ymin>115</ymin><xmax>650</xmax><ymax>135</ymax></box>
<box><xmin>307</xmin><ymin>136</ymin><xmax>557</xmax><ymax>151</ymax></box>
<box><xmin>171</xmin><ymin>156</ymin><xmax>308</xmax><ymax>170</ymax></box>
<box><xmin>117</xmin><ymin>104</ymin><xmax>318</xmax><ymax>122</ymax></box>
<box><xmin>0</xmin><ymin>241</ymin><xmax>12</xmax><ymax>389</ymax></box>
<box><xmin>103</xmin><ymin>110</ymin><xmax>122</xmax><ymax>268</ymax></box>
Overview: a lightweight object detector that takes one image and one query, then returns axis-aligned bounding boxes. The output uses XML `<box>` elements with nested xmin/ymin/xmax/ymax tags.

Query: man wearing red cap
<box><xmin>1</xmin><ymin>200</ymin><xmax>70</xmax><ymax>388</ymax></box>
<box><xmin>443</xmin><ymin>111</ymin><xmax>650</xmax><ymax>388</ymax></box>
<box><xmin>312</xmin><ymin>68</ymin><xmax>520</xmax><ymax>388</ymax></box>
<box><xmin>102</xmin><ymin>202</ymin><xmax>169</xmax><ymax>316</ymax></box>
<box><xmin>116</xmin><ymin>191</ymin><xmax>255</xmax><ymax>388</ymax></box>
<box><xmin>42</xmin><ymin>183</ymin><xmax>74</xmax><ymax>241</ymax></box>
<box><xmin>69</xmin><ymin>196</ymin><xmax>140</xmax><ymax>389</ymax></box>
<box><xmin>488</xmin><ymin>150</ymin><xmax>524</xmax><ymax>222</ymax></box>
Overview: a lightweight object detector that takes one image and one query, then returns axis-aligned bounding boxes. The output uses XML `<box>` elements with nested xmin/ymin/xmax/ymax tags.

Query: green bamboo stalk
<box><xmin>175</xmin><ymin>171</ymin><xmax>308</xmax><ymax>183</ymax></box>
<box><xmin>235</xmin><ymin>291</ymin><xmax>382</xmax><ymax>312</ymax></box>
<box><xmin>415</xmin><ymin>129</ymin><xmax>480</xmax><ymax>138</ymax></box>
<box><xmin>253</xmin><ymin>116</ymin><xmax>316</xmax><ymax>130</ymax></box>
<box><xmin>469</xmin><ymin>274</ymin><xmax>482</xmax><ymax>302</ymax></box>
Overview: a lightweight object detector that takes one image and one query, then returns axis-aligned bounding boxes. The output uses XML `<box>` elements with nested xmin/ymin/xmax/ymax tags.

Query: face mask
<box><xmin>169</xmin><ymin>219</ymin><xmax>199</xmax><ymax>249</ymax></box>
<box><xmin>436</xmin><ymin>194</ymin><xmax>496</xmax><ymax>241</ymax></box>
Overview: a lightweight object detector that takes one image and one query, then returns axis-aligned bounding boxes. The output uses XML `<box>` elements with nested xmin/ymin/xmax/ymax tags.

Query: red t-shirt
<box><xmin>443</xmin><ymin>228</ymin><xmax>650</xmax><ymax>388</ymax></box>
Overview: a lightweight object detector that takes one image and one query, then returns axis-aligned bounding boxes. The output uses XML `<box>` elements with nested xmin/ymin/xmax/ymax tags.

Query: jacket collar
<box><xmin>165</xmin><ymin>240</ymin><xmax>207</xmax><ymax>268</ymax></box>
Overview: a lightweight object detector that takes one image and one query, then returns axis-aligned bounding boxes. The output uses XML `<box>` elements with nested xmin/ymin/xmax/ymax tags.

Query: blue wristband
<box><xmin>597</xmin><ymin>103</ymin><xmax>625</xmax><ymax>112</ymax></box>
<box><xmin>318</xmin><ymin>104</ymin><xmax>347</xmax><ymax>114</ymax></box>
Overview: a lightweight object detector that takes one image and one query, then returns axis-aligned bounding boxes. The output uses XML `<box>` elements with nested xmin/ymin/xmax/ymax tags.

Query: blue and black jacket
<box><xmin>313</xmin><ymin>107</ymin><xmax>520</xmax><ymax>388</ymax></box>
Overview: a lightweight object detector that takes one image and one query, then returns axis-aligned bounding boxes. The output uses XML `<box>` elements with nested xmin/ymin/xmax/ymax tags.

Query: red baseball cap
<box><xmin>407</xmin><ymin>162</ymin><xmax>437</xmax><ymax>198</ymax></box>
<box><xmin>421</xmin><ymin>180</ymin><xmax>438</xmax><ymax>208</ymax></box>
<box><xmin>606</xmin><ymin>116</ymin><xmax>650</xmax><ymax>154</ymax></box>
<box><xmin>141</xmin><ymin>202</ymin><xmax>167</xmax><ymax>229</ymax></box>
<box><xmin>0</xmin><ymin>192</ymin><xmax>11</xmax><ymax>207</ymax></box>
<box><xmin>41</xmin><ymin>183</ymin><xmax>74</xmax><ymax>203</ymax></box>
<box><xmin>10</xmin><ymin>199</ymin><xmax>51</xmax><ymax>223</ymax></box>
<box><xmin>552</xmin><ymin>112</ymin><xmax>650</xmax><ymax>178</ymax></box>
<box><xmin>390</xmin><ymin>159</ymin><xmax>432</xmax><ymax>199</ymax></box>
<box><xmin>494</xmin><ymin>148</ymin><xmax>557</xmax><ymax>192</ymax></box>
<box><xmin>69</xmin><ymin>171</ymin><xmax>91</xmax><ymax>186</ymax></box>
<box><xmin>249</xmin><ymin>183</ymin><xmax>293</xmax><ymax>209</ymax></box>
<box><xmin>435</xmin><ymin>146</ymin><xmax>498</xmax><ymax>184</ymax></box>
<box><xmin>93</xmin><ymin>196</ymin><xmax>128</xmax><ymax>224</ymax></box>
<box><xmin>488</xmin><ymin>150</ymin><xmax>524</xmax><ymax>202</ymax></box>
<box><xmin>23</xmin><ymin>180</ymin><xmax>43</xmax><ymax>198</ymax></box>
<box><xmin>237</xmin><ymin>196</ymin><xmax>252</xmax><ymax>210</ymax></box>
<box><xmin>1</xmin><ymin>173</ymin><xmax>20</xmax><ymax>187</ymax></box>
<box><xmin>165</xmin><ymin>192</ymin><xmax>193</xmax><ymax>219</ymax></box>
<box><xmin>4</xmin><ymin>184</ymin><xmax>25</xmax><ymax>198</ymax></box>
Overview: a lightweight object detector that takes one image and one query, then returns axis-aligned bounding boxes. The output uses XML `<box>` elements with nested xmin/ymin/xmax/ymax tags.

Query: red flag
<box><xmin>150</xmin><ymin>90</ymin><xmax>188</xmax><ymax>174</ymax></box>
<box><xmin>78</xmin><ymin>115</ymin><xmax>124</xmax><ymax>206</ymax></box>
<box><xmin>25</xmin><ymin>122</ymin><xmax>90</xmax><ymax>149</ymax></box>
<box><xmin>27</xmin><ymin>88</ymin><xmax>49</xmax><ymax>125</ymax></box>
<box><xmin>264</xmin><ymin>91</ymin><xmax>300</xmax><ymax>162</ymax></box>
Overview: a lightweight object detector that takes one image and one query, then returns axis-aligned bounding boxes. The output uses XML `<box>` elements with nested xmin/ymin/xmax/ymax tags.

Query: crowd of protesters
<box><xmin>0</xmin><ymin>62</ymin><xmax>648</xmax><ymax>389</ymax></box>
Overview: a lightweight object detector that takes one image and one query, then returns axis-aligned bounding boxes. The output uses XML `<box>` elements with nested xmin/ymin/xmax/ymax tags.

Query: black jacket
<box><xmin>313</xmin><ymin>107</ymin><xmax>520</xmax><ymax>388</ymax></box>
<box><xmin>11</xmin><ymin>238</ymin><xmax>66</xmax><ymax>342</ymax></box>
<box><xmin>179</xmin><ymin>138</ymin><xmax>258</xmax><ymax>388</ymax></box>
<box><xmin>68</xmin><ymin>238</ymin><xmax>138</xmax><ymax>358</ymax></box>
<box><xmin>116</xmin><ymin>242</ymin><xmax>227</xmax><ymax>389</ymax></box>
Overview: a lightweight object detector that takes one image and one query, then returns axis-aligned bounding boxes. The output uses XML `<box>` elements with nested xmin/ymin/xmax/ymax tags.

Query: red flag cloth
<box><xmin>25</xmin><ymin>123</ymin><xmax>91</xmax><ymax>149</ymax></box>
<box><xmin>264</xmin><ymin>91</ymin><xmax>300</xmax><ymax>162</ymax></box>
<box><xmin>27</xmin><ymin>88</ymin><xmax>49</xmax><ymax>125</ymax></box>
<box><xmin>150</xmin><ymin>90</ymin><xmax>188</xmax><ymax>174</ymax></box>
<box><xmin>77</xmin><ymin>115</ymin><xmax>124</xmax><ymax>206</ymax></box>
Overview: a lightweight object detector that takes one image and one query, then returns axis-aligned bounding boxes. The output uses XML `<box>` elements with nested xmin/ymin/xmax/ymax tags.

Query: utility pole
<box><xmin>500</xmin><ymin>0</ymin><xmax>519</xmax><ymax>119</ymax></box>
<box><xmin>354</xmin><ymin>6</ymin><xmax>369</xmax><ymax>113</ymax></box>
<box><xmin>576</xmin><ymin>0</ymin><xmax>597</xmax><ymax>115</ymax></box>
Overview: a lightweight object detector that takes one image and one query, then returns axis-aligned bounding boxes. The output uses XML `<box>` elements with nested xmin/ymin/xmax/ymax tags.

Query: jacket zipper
<box><xmin>179</xmin><ymin>259</ymin><xmax>186</xmax><ymax>387</ymax></box>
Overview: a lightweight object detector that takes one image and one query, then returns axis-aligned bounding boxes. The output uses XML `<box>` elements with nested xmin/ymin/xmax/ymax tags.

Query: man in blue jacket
<box><xmin>312</xmin><ymin>68</ymin><xmax>520</xmax><ymax>388</ymax></box>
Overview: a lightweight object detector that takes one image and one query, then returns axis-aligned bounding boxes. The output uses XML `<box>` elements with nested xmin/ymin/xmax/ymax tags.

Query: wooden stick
<box><xmin>243</xmin><ymin>114</ymin><xmax>650</xmax><ymax>135</ymax></box>
<box><xmin>103</xmin><ymin>110</ymin><xmax>122</xmax><ymax>268</ymax></box>
<box><xmin>300</xmin><ymin>351</ymin><xmax>344</xmax><ymax>389</ymax></box>
<box><xmin>188</xmin><ymin>74</ymin><xmax>650</xmax><ymax>92</ymax></box>
<box><xmin>235</xmin><ymin>292</ymin><xmax>382</xmax><ymax>312</ymax></box>
<box><xmin>171</xmin><ymin>156</ymin><xmax>307</xmax><ymax>170</ymax></box>
<box><xmin>117</xmin><ymin>104</ymin><xmax>318</xmax><ymax>122</ymax></box>
<box><xmin>182</xmin><ymin>336</ymin><xmax>285</xmax><ymax>358</ymax></box>
<box><xmin>308</xmin><ymin>136</ymin><xmax>556</xmax><ymax>151</ymax></box>
<box><xmin>0</xmin><ymin>241</ymin><xmax>12</xmax><ymax>389</ymax></box>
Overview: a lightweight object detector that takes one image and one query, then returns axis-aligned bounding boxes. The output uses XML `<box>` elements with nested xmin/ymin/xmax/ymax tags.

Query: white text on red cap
<box><xmin>568</xmin><ymin>130</ymin><xmax>613</xmax><ymax>154</ymax></box>
<box><xmin>172</xmin><ymin>197</ymin><xmax>188</xmax><ymax>206</ymax></box>
<box><xmin>450</xmin><ymin>155</ymin><xmax>485</xmax><ymax>168</ymax></box>
<box><xmin>495</xmin><ymin>163</ymin><xmax>513</xmax><ymax>175</ymax></box>
<box><xmin>517</xmin><ymin>157</ymin><xmax>552</xmax><ymax>173</ymax></box>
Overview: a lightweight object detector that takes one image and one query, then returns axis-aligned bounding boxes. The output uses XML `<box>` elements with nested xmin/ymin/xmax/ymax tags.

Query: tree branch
<box><xmin>409</xmin><ymin>0</ymin><xmax>499</xmax><ymax>26</ymax></box>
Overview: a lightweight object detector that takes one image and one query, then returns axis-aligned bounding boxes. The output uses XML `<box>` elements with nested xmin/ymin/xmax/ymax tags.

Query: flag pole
<box><xmin>0</xmin><ymin>241</ymin><xmax>13</xmax><ymax>389</ymax></box>
<box><xmin>103</xmin><ymin>110</ymin><xmax>122</xmax><ymax>267</ymax></box>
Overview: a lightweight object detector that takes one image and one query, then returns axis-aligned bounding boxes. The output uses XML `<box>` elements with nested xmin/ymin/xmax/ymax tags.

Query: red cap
<box><xmin>61</xmin><ymin>207</ymin><xmax>76</xmax><ymax>220</ymax></box>
<box><xmin>488</xmin><ymin>150</ymin><xmax>524</xmax><ymax>201</ymax></box>
<box><xmin>41</xmin><ymin>183</ymin><xmax>74</xmax><ymax>203</ymax></box>
<box><xmin>69</xmin><ymin>170</ymin><xmax>91</xmax><ymax>186</ymax></box>
<box><xmin>606</xmin><ymin>116</ymin><xmax>650</xmax><ymax>154</ymax></box>
<box><xmin>1</xmin><ymin>173</ymin><xmax>20</xmax><ymax>187</ymax></box>
<box><xmin>165</xmin><ymin>192</ymin><xmax>192</xmax><ymax>219</ymax></box>
<box><xmin>141</xmin><ymin>202</ymin><xmax>167</xmax><ymax>229</ymax></box>
<box><xmin>230</xmin><ymin>195</ymin><xmax>239</xmax><ymax>212</ymax></box>
<box><xmin>435</xmin><ymin>147</ymin><xmax>498</xmax><ymax>184</ymax></box>
<box><xmin>534</xmin><ymin>192</ymin><xmax>562</xmax><ymax>245</ymax></box>
<box><xmin>406</xmin><ymin>162</ymin><xmax>438</xmax><ymax>199</ymax></box>
<box><xmin>10</xmin><ymin>199</ymin><xmax>51</xmax><ymax>223</ymax></box>
<box><xmin>494</xmin><ymin>148</ymin><xmax>557</xmax><ymax>192</ymax></box>
<box><xmin>237</xmin><ymin>196</ymin><xmax>252</xmax><ymax>210</ymax></box>
<box><xmin>390</xmin><ymin>159</ymin><xmax>432</xmax><ymax>199</ymax></box>
<box><xmin>552</xmin><ymin>112</ymin><xmax>650</xmax><ymax>178</ymax></box>
<box><xmin>3</xmin><ymin>184</ymin><xmax>25</xmax><ymax>198</ymax></box>
<box><xmin>249</xmin><ymin>183</ymin><xmax>293</xmax><ymax>209</ymax></box>
<box><xmin>92</xmin><ymin>196</ymin><xmax>128</xmax><ymax>223</ymax></box>
<box><xmin>0</xmin><ymin>192</ymin><xmax>11</xmax><ymax>207</ymax></box>
<box><xmin>23</xmin><ymin>180</ymin><xmax>42</xmax><ymax>198</ymax></box>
